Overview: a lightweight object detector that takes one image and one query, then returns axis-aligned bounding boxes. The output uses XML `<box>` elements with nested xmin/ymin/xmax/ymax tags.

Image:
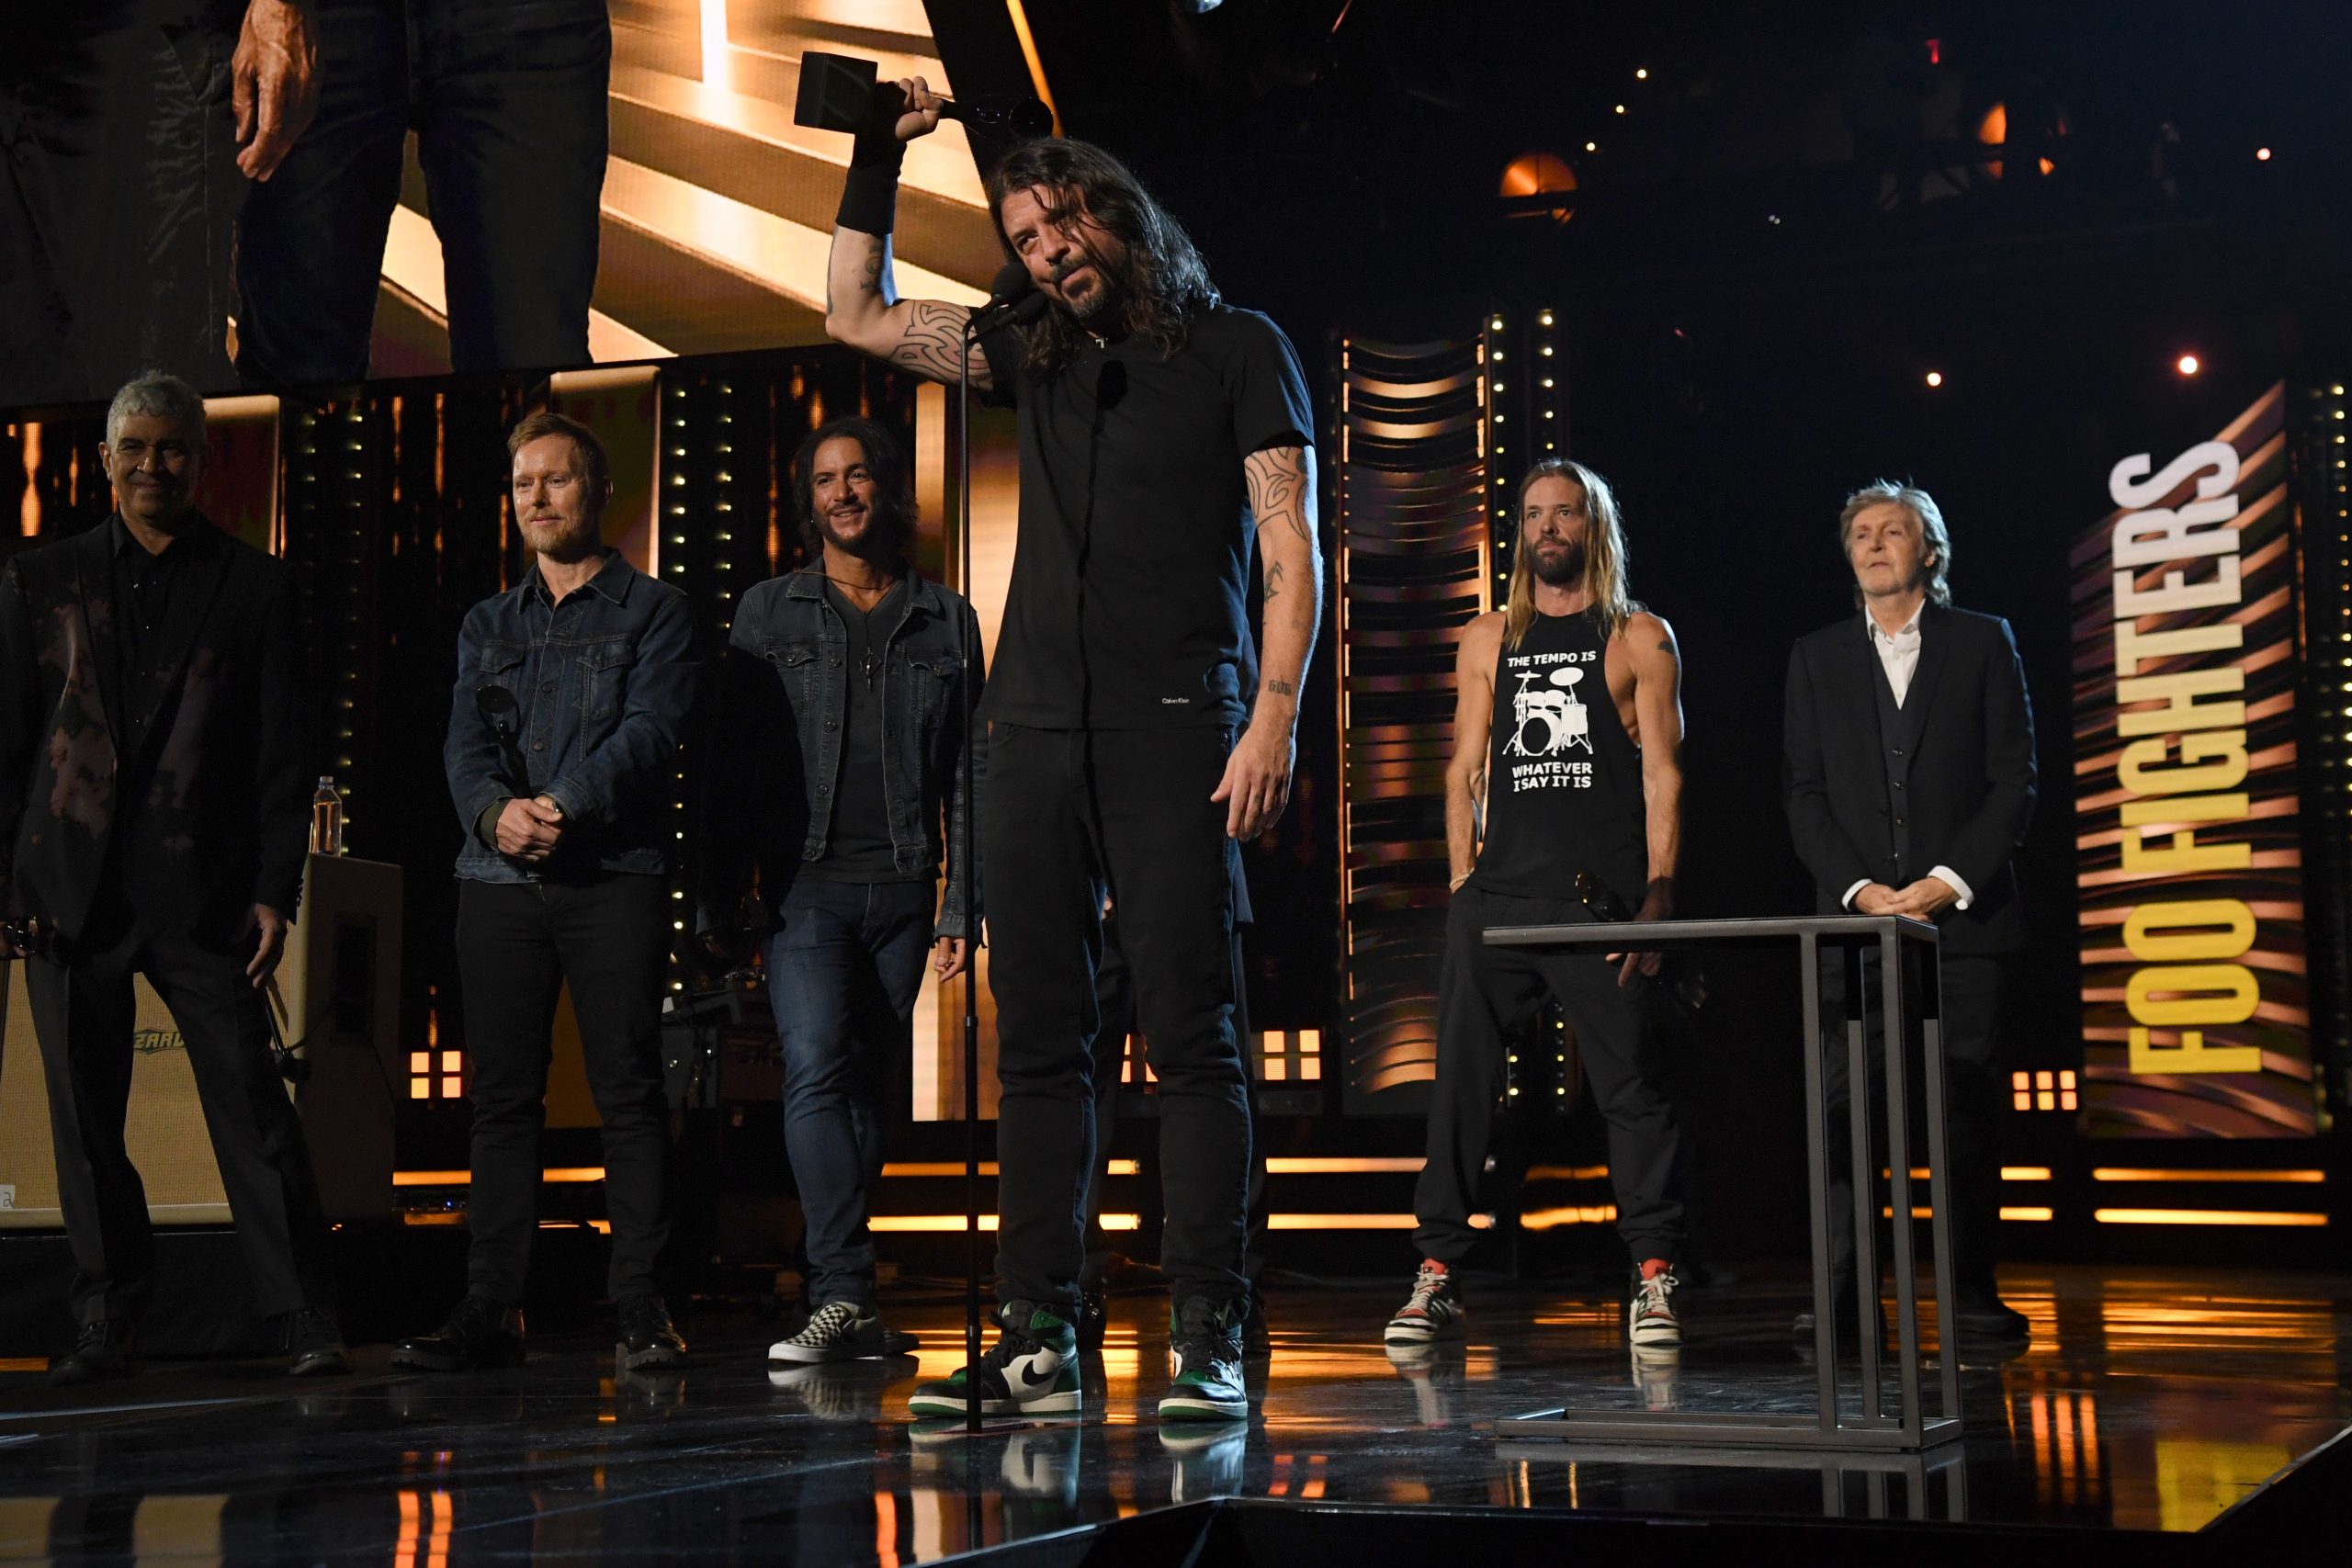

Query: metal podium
<box><xmin>1485</xmin><ymin>914</ymin><xmax>1962</xmax><ymax>1452</ymax></box>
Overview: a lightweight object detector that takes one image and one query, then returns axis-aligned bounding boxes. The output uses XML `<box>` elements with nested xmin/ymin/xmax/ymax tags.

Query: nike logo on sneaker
<box><xmin>1002</xmin><ymin>1350</ymin><xmax>1065</xmax><ymax>1399</ymax></box>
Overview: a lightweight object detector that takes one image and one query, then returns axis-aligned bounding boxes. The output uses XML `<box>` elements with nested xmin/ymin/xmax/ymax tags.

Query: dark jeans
<box><xmin>1820</xmin><ymin>948</ymin><xmax>2006</xmax><ymax>1300</ymax></box>
<box><xmin>236</xmin><ymin>0</ymin><xmax>610</xmax><ymax>385</ymax></box>
<box><xmin>1415</xmin><ymin>886</ymin><xmax>1685</xmax><ymax>1267</ymax></box>
<box><xmin>1081</xmin><ymin>908</ymin><xmax>1267</xmax><ymax>1283</ymax></box>
<box><xmin>0</xmin><ymin>5</ymin><xmax>242</xmax><ymax>404</ymax></box>
<box><xmin>764</xmin><ymin>876</ymin><xmax>935</xmax><ymax>1308</ymax></box>
<box><xmin>985</xmin><ymin>724</ymin><xmax>1250</xmax><ymax>1320</ymax></box>
<box><xmin>456</xmin><ymin>873</ymin><xmax>671</xmax><ymax>1306</ymax></box>
<box><xmin>27</xmin><ymin>918</ymin><xmax>336</xmax><ymax>1326</ymax></box>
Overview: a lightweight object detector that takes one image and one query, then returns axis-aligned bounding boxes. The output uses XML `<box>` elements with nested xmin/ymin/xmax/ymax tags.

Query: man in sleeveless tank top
<box><xmin>1385</xmin><ymin>460</ymin><xmax>1690</xmax><ymax>1356</ymax></box>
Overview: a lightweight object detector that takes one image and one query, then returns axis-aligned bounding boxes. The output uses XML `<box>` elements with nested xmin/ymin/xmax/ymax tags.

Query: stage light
<box><xmin>1613</xmin><ymin>104</ymin><xmax>1625</xmax><ymax>115</ymax></box>
<box><xmin>1634</xmin><ymin>67</ymin><xmax>1648</xmax><ymax>80</ymax></box>
<box><xmin>1926</xmin><ymin>370</ymin><xmax>1943</xmax><ymax>388</ymax></box>
<box><xmin>1585</xmin><ymin>141</ymin><xmax>1597</xmax><ymax>152</ymax></box>
<box><xmin>2256</xmin><ymin>147</ymin><xmax>2272</xmax><ymax>161</ymax></box>
<box><xmin>2177</xmin><ymin>354</ymin><xmax>2201</xmax><ymax>376</ymax></box>
<box><xmin>1539</xmin><ymin>310</ymin><xmax>1555</xmax><ymax>326</ymax></box>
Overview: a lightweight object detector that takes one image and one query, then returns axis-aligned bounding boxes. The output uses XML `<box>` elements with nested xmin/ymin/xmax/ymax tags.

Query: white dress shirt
<box><xmin>1842</xmin><ymin>606</ymin><xmax>1973</xmax><ymax>912</ymax></box>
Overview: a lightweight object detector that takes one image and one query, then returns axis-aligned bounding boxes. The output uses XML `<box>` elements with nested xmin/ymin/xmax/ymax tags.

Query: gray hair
<box><xmin>1838</xmin><ymin>479</ymin><xmax>1952</xmax><ymax>606</ymax></box>
<box><xmin>106</xmin><ymin>370</ymin><xmax>208</xmax><ymax>449</ymax></box>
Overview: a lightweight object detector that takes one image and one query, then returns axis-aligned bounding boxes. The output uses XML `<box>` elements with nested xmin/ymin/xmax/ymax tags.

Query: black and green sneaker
<box><xmin>906</xmin><ymin>1300</ymin><xmax>1080</xmax><ymax>1419</ymax></box>
<box><xmin>1159</xmin><ymin>1296</ymin><xmax>1249</xmax><ymax>1422</ymax></box>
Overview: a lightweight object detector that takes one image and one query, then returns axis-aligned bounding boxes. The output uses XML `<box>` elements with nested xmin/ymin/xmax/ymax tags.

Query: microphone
<box><xmin>795</xmin><ymin>52</ymin><xmax>1052</xmax><ymax>141</ymax></box>
<box><xmin>967</xmin><ymin>262</ymin><xmax>1048</xmax><ymax>339</ymax></box>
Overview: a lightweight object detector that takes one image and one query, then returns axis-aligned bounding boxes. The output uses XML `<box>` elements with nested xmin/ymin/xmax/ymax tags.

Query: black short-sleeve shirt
<box><xmin>977</xmin><ymin>303</ymin><xmax>1313</xmax><ymax>729</ymax></box>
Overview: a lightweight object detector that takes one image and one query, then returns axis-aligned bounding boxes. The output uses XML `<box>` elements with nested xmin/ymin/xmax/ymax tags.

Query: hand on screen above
<box><xmin>232</xmin><ymin>0</ymin><xmax>322</xmax><ymax>182</ymax></box>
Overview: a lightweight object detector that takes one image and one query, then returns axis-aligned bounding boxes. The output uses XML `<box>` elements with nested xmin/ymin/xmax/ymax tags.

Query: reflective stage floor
<box><xmin>3</xmin><ymin>1265</ymin><xmax>2347</xmax><ymax>1563</ymax></box>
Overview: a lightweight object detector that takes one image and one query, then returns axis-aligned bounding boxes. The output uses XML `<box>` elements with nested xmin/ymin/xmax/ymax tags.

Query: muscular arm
<box><xmin>1627</xmin><ymin>613</ymin><xmax>1684</xmax><ymax>912</ymax></box>
<box><xmin>1445</xmin><ymin>615</ymin><xmax>1501</xmax><ymax>887</ymax></box>
<box><xmin>1214</xmin><ymin>443</ymin><xmax>1321</xmax><ymax>839</ymax></box>
<box><xmin>824</xmin><ymin>226</ymin><xmax>993</xmax><ymax>389</ymax></box>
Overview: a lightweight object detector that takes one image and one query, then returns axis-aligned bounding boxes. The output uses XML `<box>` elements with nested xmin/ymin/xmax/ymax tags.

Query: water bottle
<box><xmin>311</xmin><ymin>775</ymin><xmax>345</xmax><ymax>855</ymax></box>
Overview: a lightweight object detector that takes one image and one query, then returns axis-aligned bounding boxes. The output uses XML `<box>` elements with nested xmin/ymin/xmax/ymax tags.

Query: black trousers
<box><xmin>1081</xmin><ymin>907</ymin><xmax>1267</xmax><ymax>1284</ymax></box>
<box><xmin>28</xmin><ymin>919</ymin><xmax>336</xmax><ymax>1327</ymax></box>
<box><xmin>1414</xmin><ymin>886</ymin><xmax>1686</xmax><ymax>1267</ymax></box>
<box><xmin>455</xmin><ymin>874</ymin><xmax>672</xmax><ymax>1306</ymax></box>
<box><xmin>1819</xmin><ymin>948</ymin><xmax>2007</xmax><ymax>1299</ymax></box>
<box><xmin>0</xmin><ymin>6</ymin><xmax>242</xmax><ymax>405</ymax></box>
<box><xmin>984</xmin><ymin>724</ymin><xmax>1250</xmax><ymax>1319</ymax></box>
<box><xmin>235</xmin><ymin>0</ymin><xmax>610</xmax><ymax>385</ymax></box>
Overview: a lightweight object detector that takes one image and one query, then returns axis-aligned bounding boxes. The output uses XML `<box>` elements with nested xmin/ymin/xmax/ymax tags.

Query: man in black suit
<box><xmin>1782</xmin><ymin>479</ymin><xmax>2034</xmax><ymax>1342</ymax></box>
<box><xmin>0</xmin><ymin>370</ymin><xmax>344</xmax><ymax>1383</ymax></box>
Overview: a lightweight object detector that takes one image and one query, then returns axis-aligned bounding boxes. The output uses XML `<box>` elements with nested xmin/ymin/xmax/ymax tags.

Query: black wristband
<box><xmin>838</xmin><ymin>160</ymin><xmax>902</xmax><ymax>236</ymax></box>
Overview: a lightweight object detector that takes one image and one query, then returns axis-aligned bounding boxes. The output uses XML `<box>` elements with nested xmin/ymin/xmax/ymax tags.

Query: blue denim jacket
<box><xmin>445</xmin><ymin>551</ymin><xmax>698</xmax><ymax>881</ymax></box>
<box><xmin>707</xmin><ymin>569</ymin><xmax>983</xmax><ymax>938</ymax></box>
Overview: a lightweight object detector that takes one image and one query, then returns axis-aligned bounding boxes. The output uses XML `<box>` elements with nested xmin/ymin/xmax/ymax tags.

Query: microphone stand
<box><xmin>956</xmin><ymin>313</ymin><xmax>985</xmax><ymax>1438</ymax></box>
<box><xmin>954</xmin><ymin>281</ymin><xmax>1037</xmax><ymax>1438</ymax></box>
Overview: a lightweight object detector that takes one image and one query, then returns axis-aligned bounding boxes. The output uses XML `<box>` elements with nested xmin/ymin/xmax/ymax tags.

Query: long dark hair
<box><xmin>791</xmin><ymin>417</ymin><xmax>917</xmax><ymax>568</ymax></box>
<box><xmin>983</xmin><ymin>138</ymin><xmax>1218</xmax><ymax>378</ymax></box>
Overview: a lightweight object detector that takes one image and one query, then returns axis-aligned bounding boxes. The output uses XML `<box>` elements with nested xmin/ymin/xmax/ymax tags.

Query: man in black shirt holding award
<box><xmin>826</xmin><ymin>84</ymin><xmax>1318</xmax><ymax>1426</ymax></box>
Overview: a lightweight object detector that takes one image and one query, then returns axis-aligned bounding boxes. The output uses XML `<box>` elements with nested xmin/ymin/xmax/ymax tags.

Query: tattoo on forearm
<box><xmin>1261</xmin><ymin>677</ymin><xmax>1298</xmax><ymax>699</ymax></box>
<box><xmin>1244</xmin><ymin>447</ymin><xmax>1314</xmax><ymax>547</ymax></box>
<box><xmin>859</xmin><ymin>243</ymin><xmax>884</xmax><ymax>299</ymax></box>
<box><xmin>1263</xmin><ymin>557</ymin><xmax>1286</xmax><ymax>604</ymax></box>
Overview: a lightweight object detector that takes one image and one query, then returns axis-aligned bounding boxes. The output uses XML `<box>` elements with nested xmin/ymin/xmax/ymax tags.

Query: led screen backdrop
<box><xmin>2071</xmin><ymin>382</ymin><xmax>2317</xmax><ymax>1137</ymax></box>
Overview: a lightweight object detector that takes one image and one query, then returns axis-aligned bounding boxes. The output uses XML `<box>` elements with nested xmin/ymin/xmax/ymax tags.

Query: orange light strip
<box><xmin>1264</xmin><ymin>1156</ymin><xmax>1424</xmax><ymax>1174</ymax></box>
<box><xmin>2092</xmin><ymin>1208</ymin><xmax>2327</xmax><ymax>1226</ymax></box>
<box><xmin>2002</xmin><ymin>1167</ymin><xmax>2053</xmax><ymax>1181</ymax></box>
<box><xmin>391</xmin><ymin>1168</ymin><xmax>605</xmax><ymax>1186</ymax></box>
<box><xmin>1522</xmin><ymin>1164</ymin><xmax>1610</xmax><ymax>1181</ymax></box>
<box><xmin>877</xmin><ymin>1160</ymin><xmax>1140</xmax><ymax>1178</ymax></box>
<box><xmin>866</xmin><ymin>1213</ymin><xmax>1142</xmax><ymax>1232</ymax></box>
<box><xmin>1999</xmin><ymin>1206</ymin><xmax>2054</xmax><ymax>1222</ymax></box>
<box><xmin>1265</xmin><ymin>1213</ymin><xmax>1418</xmax><ymax>1230</ymax></box>
<box><xmin>2090</xmin><ymin>1168</ymin><xmax>2325</xmax><ymax>1183</ymax></box>
<box><xmin>1001</xmin><ymin>1</ymin><xmax>1063</xmax><ymax>136</ymax></box>
<box><xmin>1520</xmin><ymin>1204</ymin><xmax>1618</xmax><ymax>1230</ymax></box>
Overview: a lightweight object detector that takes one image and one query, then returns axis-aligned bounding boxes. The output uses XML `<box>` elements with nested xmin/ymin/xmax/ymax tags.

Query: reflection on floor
<box><xmin>2</xmin><ymin>1267</ymin><xmax>2346</xmax><ymax>1563</ymax></box>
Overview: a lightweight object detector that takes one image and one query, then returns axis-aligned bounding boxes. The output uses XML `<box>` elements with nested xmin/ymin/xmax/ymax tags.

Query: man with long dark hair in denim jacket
<box><xmin>702</xmin><ymin>416</ymin><xmax>982</xmax><ymax>1367</ymax></box>
<box><xmin>396</xmin><ymin>410</ymin><xmax>698</xmax><ymax>1374</ymax></box>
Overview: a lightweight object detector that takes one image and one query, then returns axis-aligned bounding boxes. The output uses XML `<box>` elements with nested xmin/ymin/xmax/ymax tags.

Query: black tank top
<box><xmin>1469</xmin><ymin>608</ymin><xmax>1650</xmax><ymax>905</ymax></box>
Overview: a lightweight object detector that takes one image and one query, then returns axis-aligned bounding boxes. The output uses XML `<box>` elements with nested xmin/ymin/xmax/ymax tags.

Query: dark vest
<box><xmin>1869</xmin><ymin>644</ymin><xmax>1912</xmax><ymax>883</ymax></box>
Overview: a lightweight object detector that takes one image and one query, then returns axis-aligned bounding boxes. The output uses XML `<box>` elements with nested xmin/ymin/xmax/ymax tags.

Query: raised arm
<box><xmin>1213</xmin><ymin>443</ymin><xmax>1320</xmax><ymax>839</ymax></box>
<box><xmin>1445</xmin><ymin>614</ymin><xmax>1501</xmax><ymax>890</ymax></box>
<box><xmin>823</xmin><ymin>74</ymin><xmax>992</xmax><ymax>390</ymax></box>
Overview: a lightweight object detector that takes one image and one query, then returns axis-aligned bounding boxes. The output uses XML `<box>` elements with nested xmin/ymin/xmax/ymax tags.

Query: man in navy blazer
<box><xmin>1782</xmin><ymin>480</ymin><xmax>2035</xmax><ymax>1342</ymax></box>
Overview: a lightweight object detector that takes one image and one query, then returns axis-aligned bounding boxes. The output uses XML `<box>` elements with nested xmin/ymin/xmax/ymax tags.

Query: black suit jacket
<box><xmin>1781</xmin><ymin>603</ymin><xmax>2036</xmax><ymax>955</ymax></box>
<box><xmin>0</xmin><ymin>514</ymin><xmax>308</xmax><ymax>943</ymax></box>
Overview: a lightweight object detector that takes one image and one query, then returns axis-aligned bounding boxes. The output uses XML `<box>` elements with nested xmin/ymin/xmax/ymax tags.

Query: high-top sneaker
<box><xmin>1159</xmin><ymin>1296</ymin><xmax>1248</xmax><ymax>1422</ymax></box>
<box><xmin>906</xmin><ymin>1300</ymin><xmax>1080</xmax><ymax>1418</ymax></box>
<box><xmin>1384</xmin><ymin>1259</ymin><xmax>1465</xmax><ymax>1345</ymax></box>
<box><xmin>1627</xmin><ymin>1260</ymin><xmax>1682</xmax><ymax>1349</ymax></box>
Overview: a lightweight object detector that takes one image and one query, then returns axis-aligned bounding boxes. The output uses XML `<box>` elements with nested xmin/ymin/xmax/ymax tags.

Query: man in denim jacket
<box><xmin>703</xmin><ymin>416</ymin><xmax>982</xmax><ymax>1365</ymax></box>
<box><xmin>395</xmin><ymin>411</ymin><xmax>698</xmax><ymax>1375</ymax></box>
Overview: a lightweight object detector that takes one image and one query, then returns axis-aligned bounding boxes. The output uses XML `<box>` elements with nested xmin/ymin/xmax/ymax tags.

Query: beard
<box><xmin>1529</xmin><ymin>536</ymin><xmax>1586</xmax><ymax>587</ymax></box>
<box><xmin>816</xmin><ymin>504</ymin><xmax>899</xmax><ymax>563</ymax></box>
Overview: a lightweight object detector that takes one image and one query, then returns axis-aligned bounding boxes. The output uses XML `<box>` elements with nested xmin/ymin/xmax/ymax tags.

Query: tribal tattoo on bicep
<box><xmin>1243</xmin><ymin>446</ymin><xmax>1313</xmax><ymax>547</ymax></box>
<box><xmin>890</xmin><ymin>302</ymin><xmax>984</xmax><ymax>385</ymax></box>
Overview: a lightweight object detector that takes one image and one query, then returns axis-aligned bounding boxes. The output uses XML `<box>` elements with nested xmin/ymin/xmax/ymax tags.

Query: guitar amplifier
<box><xmin>0</xmin><ymin>854</ymin><xmax>402</xmax><ymax>1228</ymax></box>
